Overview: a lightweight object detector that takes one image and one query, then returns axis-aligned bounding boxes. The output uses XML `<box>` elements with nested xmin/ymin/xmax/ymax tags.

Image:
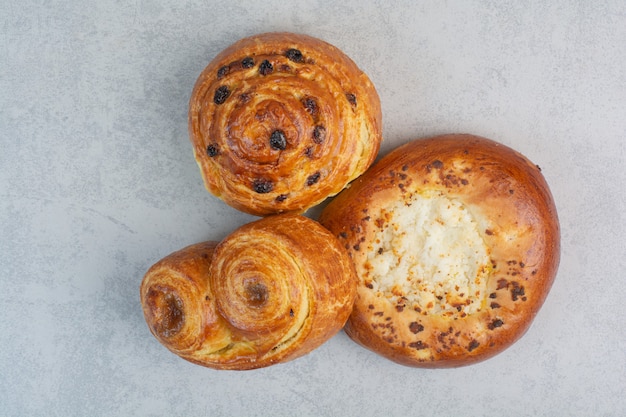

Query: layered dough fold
<box><xmin>189</xmin><ymin>32</ymin><xmax>382</xmax><ymax>216</ymax></box>
<box><xmin>140</xmin><ymin>214</ymin><xmax>357</xmax><ymax>370</ymax></box>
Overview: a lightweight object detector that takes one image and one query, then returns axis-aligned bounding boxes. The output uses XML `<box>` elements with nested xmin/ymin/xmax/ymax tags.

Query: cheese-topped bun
<box><xmin>319</xmin><ymin>134</ymin><xmax>560</xmax><ymax>367</ymax></box>
<box><xmin>188</xmin><ymin>32</ymin><xmax>382</xmax><ymax>216</ymax></box>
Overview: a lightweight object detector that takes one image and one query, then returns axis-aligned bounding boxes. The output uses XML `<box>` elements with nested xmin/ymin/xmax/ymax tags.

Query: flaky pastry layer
<box><xmin>140</xmin><ymin>214</ymin><xmax>357</xmax><ymax>370</ymax></box>
<box><xmin>188</xmin><ymin>32</ymin><xmax>382</xmax><ymax>216</ymax></box>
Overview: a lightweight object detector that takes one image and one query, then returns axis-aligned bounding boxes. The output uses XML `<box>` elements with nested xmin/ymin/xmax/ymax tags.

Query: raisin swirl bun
<box><xmin>188</xmin><ymin>32</ymin><xmax>382</xmax><ymax>216</ymax></box>
<box><xmin>140</xmin><ymin>214</ymin><xmax>357</xmax><ymax>370</ymax></box>
<box><xmin>319</xmin><ymin>134</ymin><xmax>560</xmax><ymax>367</ymax></box>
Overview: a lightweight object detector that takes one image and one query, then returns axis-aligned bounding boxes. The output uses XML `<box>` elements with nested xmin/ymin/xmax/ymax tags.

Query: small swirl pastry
<box><xmin>140</xmin><ymin>214</ymin><xmax>357</xmax><ymax>370</ymax></box>
<box><xmin>188</xmin><ymin>32</ymin><xmax>382</xmax><ymax>216</ymax></box>
<box><xmin>319</xmin><ymin>134</ymin><xmax>560</xmax><ymax>367</ymax></box>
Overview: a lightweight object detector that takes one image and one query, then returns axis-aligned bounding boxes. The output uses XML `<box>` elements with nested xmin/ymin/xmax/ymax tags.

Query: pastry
<box><xmin>140</xmin><ymin>214</ymin><xmax>357</xmax><ymax>370</ymax></box>
<box><xmin>188</xmin><ymin>32</ymin><xmax>382</xmax><ymax>216</ymax></box>
<box><xmin>319</xmin><ymin>134</ymin><xmax>560</xmax><ymax>367</ymax></box>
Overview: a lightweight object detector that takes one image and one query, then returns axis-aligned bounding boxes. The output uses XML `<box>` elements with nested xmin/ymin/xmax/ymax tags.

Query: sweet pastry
<box><xmin>140</xmin><ymin>214</ymin><xmax>357</xmax><ymax>370</ymax></box>
<box><xmin>319</xmin><ymin>134</ymin><xmax>560</xmax><ymax>367</ymax></box>
<box><xmin>188</xmin><ymin>32</ymin><xmax>382</xmax><ymax>216</ymax></box>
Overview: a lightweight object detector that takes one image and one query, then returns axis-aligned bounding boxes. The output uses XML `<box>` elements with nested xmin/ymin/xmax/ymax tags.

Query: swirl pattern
<box><xmin>140</xmin><ymin>214</ymin><xmax>357</xmax><ymax>370</ymax></box>
<box><xmin>189</xmin><ymin>32</ymin><xmax>382</xmax><ymax>216</ymax></box>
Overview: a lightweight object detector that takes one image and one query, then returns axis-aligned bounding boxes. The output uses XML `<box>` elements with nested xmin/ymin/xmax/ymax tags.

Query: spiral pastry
<box><xmin>140</xmin><ymin>214</ymin><xmax>357</xmax><ymax>370</ymax></box>
<box><xmin>188</xmin><ymin>32</ymin><xmax>382</xmax><ymax>216</ymax></box>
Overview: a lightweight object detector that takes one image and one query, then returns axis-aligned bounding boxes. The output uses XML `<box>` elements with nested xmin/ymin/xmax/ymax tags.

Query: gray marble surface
<box><xmin>2</xmin><ymin>1</ymin><xmax>625</xmax><ymax>416</ymax></box>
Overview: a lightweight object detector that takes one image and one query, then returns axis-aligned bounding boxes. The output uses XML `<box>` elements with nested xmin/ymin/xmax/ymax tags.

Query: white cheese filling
<box><xmin>365</xmin><ymin>191</ymin><xmax>490</xmax><ymax>317</ymax></box>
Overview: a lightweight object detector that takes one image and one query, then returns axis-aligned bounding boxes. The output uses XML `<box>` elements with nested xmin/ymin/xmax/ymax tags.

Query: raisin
<box><xmin>285</xmin><ymin>48</ymin><xmax>304</xmax><ymax>63</ymax></box>
<box><xmin>241</xmin><ymin>56</ymin><xmax>254</xmax><ymax>68</ymax></box>
<box><xmin>206</xmin><ymin>144</ymin><xmax>219</xmax><ymax>157</ymax></box>
<box><xmin>312</xmin><ymin>125</ymin><xmax>326</xmax><ymax>144</ymax></box>
<box><xmin>213</xmin><ymin>86</ymin><xmax>230</xmax><ymax>105</ymax></box>
<box><xmin>259</xmin><ymin>60</ymin><xmax>273</xmax><ymax>75</ymax></box>
<box><xmin>253</xmin><ymin>179</ymin><xmax>273</xmax><ymax>194</ymax></box>
<box><xmin>217</xmin><ymin>65</ymin><xmax>229</xmax><ymax>78</ymax></box>
<box><xmin>275</xmin><ymin>194</ymin><xmax>288</xmax><ymax>202</ymax></box>
<box><xmin>302</xmin><ymin>97</ymin><xmax>318</xmax><ymax>115</ymax></box>
<box><xmin>306</xmin><ymin>172</ymin><xmax>321</xmax><ymax>186</ymax></box>
<box><xmin>346</xmin><ymin>93</ymin><xmax>357</xmax><ymax>107</ymax></box>
<box><xmin>269</xmin><ymin>130</ymin><xmax>287</xmax><ymax>150</ymax></box>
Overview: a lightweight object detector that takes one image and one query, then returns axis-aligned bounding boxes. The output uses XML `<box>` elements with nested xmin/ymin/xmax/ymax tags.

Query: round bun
<box><xmin>188</xmin><ymin>32</ymin><xmax>382</xmax><ymax>216</ymax></box>
<box><xmin>319</xmin><ymin>134</ymin><xmax>560</xmax><ymax>367</ymax></box>
<box><xmin>140</xmin><ymin>214</ymin><xmax>357</xmax><ymax>370</ymax></box>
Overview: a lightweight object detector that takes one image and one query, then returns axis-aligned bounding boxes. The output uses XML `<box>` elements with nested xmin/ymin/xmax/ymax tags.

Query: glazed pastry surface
<box><xmin>189</xmin><ymin>32</ymin><xmax>382</xmax><ymax>216</ymax></box>
<box><xmin>319</xmin><ymin>134</ymin><xmax>560</xmax><ymax>367</ymax></box>
<box><xmin>140</xmin><ymin>214</ymin><xmax>357</xmax><ymax>370</ymax></box>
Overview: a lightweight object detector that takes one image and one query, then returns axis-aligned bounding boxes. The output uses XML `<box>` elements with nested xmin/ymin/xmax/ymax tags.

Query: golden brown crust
<box><xmin>188</xmin><ymin>32</ymin><xmax>382</xmax><ymax>216</ymax></box>
<box><xmin>140</xmin><ymin>214</ymin><xmax>357</xmax><ymax>370</ymax></box>
<box><xmin>319</xmin><ymin>134</ymin><xmax>560</xmax><ymax>367</ymax></box>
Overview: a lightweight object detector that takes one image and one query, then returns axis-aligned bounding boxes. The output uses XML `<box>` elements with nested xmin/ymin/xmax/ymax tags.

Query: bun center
<box><xmin>365</xmin><ymin>190</ymin><xmax>491</xmax><ymax>318</ymax></box>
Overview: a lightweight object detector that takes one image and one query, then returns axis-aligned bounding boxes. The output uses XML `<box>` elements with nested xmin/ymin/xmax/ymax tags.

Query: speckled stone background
<box><xmin>2</xmin><ymin>1</ymin><xmax>625</xmax><ymax>416</ymax></box>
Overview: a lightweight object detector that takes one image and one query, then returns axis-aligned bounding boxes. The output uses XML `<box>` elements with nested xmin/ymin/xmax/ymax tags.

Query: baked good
<box><xmin>188</xmin><ymin>32</ymin><xmax>382</xmax><ymax>216</ymax></box>
<box><xmin>140</xmin><ymin>214</ymin><xmax>357</xmax><ymax>370</ymax></box>
<box><xmin>319</xmin><ymin>134</ymin><xmax>560</xmax><ymax>367</ymax></box>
